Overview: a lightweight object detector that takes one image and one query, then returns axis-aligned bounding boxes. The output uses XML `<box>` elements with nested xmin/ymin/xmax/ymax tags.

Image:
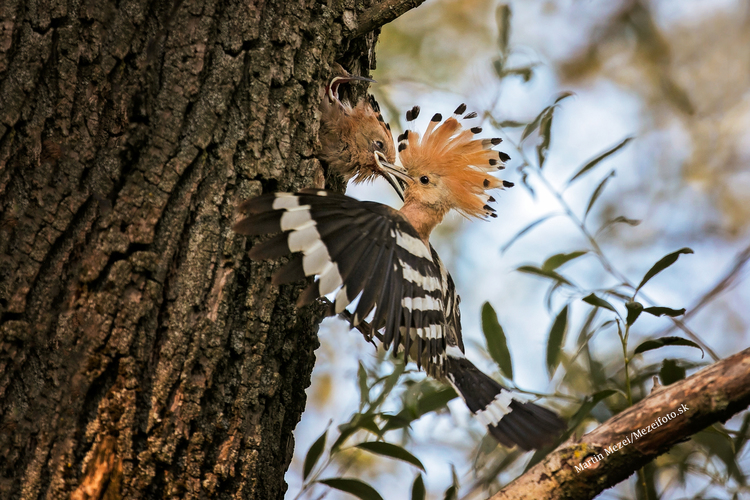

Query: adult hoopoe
<box><xmin>319</xmin><ymin>65</ymin><xmax>403</xmax><ymax>197</ymax></box>
<box><xmin>234</xmin><ymin>104</ymin><xmax>565</xmax><ymax>450</ymax></box>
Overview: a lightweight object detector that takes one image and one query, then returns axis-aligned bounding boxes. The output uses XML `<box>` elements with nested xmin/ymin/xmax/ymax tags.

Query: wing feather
<box><xmin>235</xmin><ymin>189</ymin><xmax>450</xmax><ymax>375</ymax></box>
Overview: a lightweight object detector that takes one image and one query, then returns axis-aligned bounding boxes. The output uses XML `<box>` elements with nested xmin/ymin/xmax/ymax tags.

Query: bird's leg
<box><xmin>319</xmin><ymin>297</ymin><xmax>384</xmax><ymax>346</ymax></box>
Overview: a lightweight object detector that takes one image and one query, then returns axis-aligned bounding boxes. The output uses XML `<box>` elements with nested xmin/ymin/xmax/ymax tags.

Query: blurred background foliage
<box><xmin>285</xmin><ymin>1</ymin><xmax>750</xmax><ymax>499</ymax></box>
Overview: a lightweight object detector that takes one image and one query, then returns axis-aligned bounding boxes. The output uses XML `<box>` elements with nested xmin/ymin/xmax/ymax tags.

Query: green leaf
<box><xmin>355</xmin><ymin>442</ymin><xmax>425</xmax><ymax>471</ymax></box>
<box><xmin>443</xmin><ymin>464</ymin><xmax>459</xmax><ymax>500</ymax></box>
<box><xmin>521</xmin><ymin>95</ymin><xmax>572</xmax><ymax>145</ymax></box>
<box><xmin>382</xmin><ymin>381</ymin><xmax>458</xmax><ymax>433</ymax></box>
<box><xmin>633</xmin><ymin>336</ymin><xmax>704</xmax><ymax>358</ymax></box>
<box><xmin>567</xmin><ymin>137</ymin><xmax>633</xmax><ymax>185</ymax></box>
<box><xmin>582</xmin><ymin>293</ymin><xmax>618</xmax><ymax>313</ymax></box>
<box><xmin>596</xmin><ymin>215</ymin><xmax>641</xmax><ymax>235</ymax></box>
<box><xmin>331</xmin><ymin>424</ymin><xmax>357</xmax><ymax>451</ymax></box>
<box><xmin>443</xmin><ymin>485</ymin><xmax>457</xmax><ymax>500</ymax></box>
<box><xmin>610</xmin><ymin>215</ymin><xmax>641</xmax><ymax>226</ymax></box>
<box><xmin>659</xmin><ymin>359</ymin><xmax>686</xmax><ymax>385</ymax></box>
<box><xmin>536</xmin><ymin>107</ymin><xmax>555</xmax><ymax>168</ymax></box>
<box><xmin>496</xmin><ymin>119</ymin><xmax>526</xmax><ymax>128</ymax></box>
<box><xmin>636</xmin><ymin>248</ymin><xmax>694</xmax><ymax>292</ymax></box>
<box><xmin>379</xmin><ymin>412</ymin><xmax>412</xmax><ymax>432</ymax></box>
<box><xmin>517</xmin><ymin>265</ymin><xmax>573</xmax><ymax>286</ymax></box>
<box><xmin>501</xmin><ymin>213</ymin><xmax>562</xmax><ymax>253</ymax></box>
<box><xmin>693</xmin><ymin>427</ymin><xmax>745</xmax><ymax>484</ymax></box>
<box><xmin>625</xmin><ymin>301</ymin><xmax>644</xmax><ymax>326</ymax></box>
<box><xmin>584</xmin><ymin>170</ymin><xmax>615</xmax><ymax>221</ymax></box>
<box><xmin>492</xmin><ymin>59</ymin><xmax>505</xmax><ymax>79</ymax></box>
<box><xmin>642</xmin><ymin>306</ymin><xmax>686</xmax><ymax>317</ymax></box>
<box><xmin>554</xmin><ymin>91</ymin><xmax>575</xmax><ymax>104</ymax></box>
<box><xmin>411</xmin><ymin>474</ymin><xmax>425</xmax><ymax>500</ymax></box>
<box><xmin>569</xmin><ymin>389</ymin><xmax>617</xmax><ymax>429</ymax></box>
<box><xmin>544</xmin><ymin>280</ymin><xmax>565</xmax><ymax>312</ymax></box>
<box><xmin>303</xmin><ymin>429</ymin><xmax>327</xmax><ymax>480</ymax></box>
<box><xmin>415</xmin><ymin>386</ymin><xmax>457</xmax><ymax>416</ymax></box>
<box><xmin>521</xmin><ymin>106</ymin><xmax>548</xmax><ymax>142</ymax></box>
<box><xmin>733</xmin><ymin>412</ymin><xmax>750</xmax><ymax>453</ymax></box>
<box><xmin>546</xmin><ymin>304</ymin><xmax>569</xmax><ymax>377</ymax></box>
<box><xmin>506</xmin><ymin>66</ymin><xmax>534</xmax><ymax>82</ymax></box>
<box><xmin>318</xmin><ymin>478</ymin><xmax>384</xmax><ymax>500</ymax></box>
<box><xmin>358</xmin><ymin>417</ymin><xmax>383</xmax><ymax>437</ymax></box>
<box><xmin>369</xmin><ymin>362</ymin><xmax>404</xmax><ymax>411</ymax></box>
<box><xmin>542</xmin><ymin>250</ymin><xmax>588</xmax><ymax>271</ymax></box>
<box><xmin>481</xmin><ymin>302</ymin><xmax>513</xmax><ymax>380</ymax></box>
<box><xmin>332</xmin><ymin>413</ymin><xmax>380</xmax><ymax>450</ymax></box>
<box><xmin>496</xmin><ymin>4</ymin><xmax>511</xmax><ymax>56</ymax></box>
<box><xmin>357</xmin><ymin>362</ymin><xmax>369</xmax><ymax>410</ymax></box>
<box><xmin>576</xmin><ymin>307</ymin><xmax>599</xmax><ymax>348</ymax></box>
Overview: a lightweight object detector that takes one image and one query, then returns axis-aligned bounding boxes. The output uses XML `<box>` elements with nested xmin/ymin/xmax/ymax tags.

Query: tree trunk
<box><xmin>0</xmin><ymin>0</ymin><xmax>396</xmax><ymax>498</ymax></box>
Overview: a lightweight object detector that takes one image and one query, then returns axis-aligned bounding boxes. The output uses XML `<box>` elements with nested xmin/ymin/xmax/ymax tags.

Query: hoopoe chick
<box><xmin>234</xmin><ymin>104</ymin><xmax>565</xmax><ymax>450</ymax></box>
<box><xmin>318</xmin><ymin>65</ymin><xmax>401</xmax><ymax>193</ymax></box>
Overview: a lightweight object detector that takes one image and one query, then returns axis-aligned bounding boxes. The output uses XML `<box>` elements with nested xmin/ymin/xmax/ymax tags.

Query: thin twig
<box><xmin>655</xmin><ymin>244</ymin><xmax>750</xmax><ymax>338</ymax></box>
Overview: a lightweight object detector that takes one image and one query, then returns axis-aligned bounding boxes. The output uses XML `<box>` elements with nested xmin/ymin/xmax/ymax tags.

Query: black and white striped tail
<box><xmin>445</xmin><ymin>348</ymin><xmax>566</xmax><ymax>450</ymax></box>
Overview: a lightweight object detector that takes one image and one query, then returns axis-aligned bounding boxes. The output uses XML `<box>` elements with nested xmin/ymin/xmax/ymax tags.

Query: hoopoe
<box><xmin>319</xmin><ymin>65</ymin><xmax>403</xmax><ymax>197</ymax></box>
<box><xmin>234</xmin><ymin>104</ymin><xmax>565</xmax><ymax>450</ymax></box>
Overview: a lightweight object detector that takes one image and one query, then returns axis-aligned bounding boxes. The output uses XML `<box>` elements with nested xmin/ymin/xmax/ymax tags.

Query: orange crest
<box><xmin>397</xmin><ymin>104</ymin><xmax>512</xmax><ymax>219</ymax></box>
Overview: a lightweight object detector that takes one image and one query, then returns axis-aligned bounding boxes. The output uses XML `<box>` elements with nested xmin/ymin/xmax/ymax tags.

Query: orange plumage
<box><xmin>319</xmin><ymin>65</ymin><xmax>397</xmax><ymax>185</ymax></box>
<box><xmin>388</xmin><ymin>105</ymin><xmax>512</xmax><ymax>242</ymax></box>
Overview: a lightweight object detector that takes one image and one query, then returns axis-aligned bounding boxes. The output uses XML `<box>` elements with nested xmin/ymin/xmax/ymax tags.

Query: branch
<box><xmin>489</xmin><ymin>347</ymin><xmax>750</xmax><ymax>500</ymax></box>
<box><xmin>351</xmin><ymin>0</ymin><xmax>427</xmax><ymax>38</ymax></box>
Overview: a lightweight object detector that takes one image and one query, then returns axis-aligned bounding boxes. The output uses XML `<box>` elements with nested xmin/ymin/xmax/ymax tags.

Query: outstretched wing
<box><xmin>234</xmin><ymin>189</ymin><xmax>448</xmax><ymax>373</ymax></box>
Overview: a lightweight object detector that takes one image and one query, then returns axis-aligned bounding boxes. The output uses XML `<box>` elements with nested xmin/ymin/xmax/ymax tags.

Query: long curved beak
<box><xmin>328</xmin><ymin>75</ymin><xmax>377</xmax><ymax>102</ymax></box>
<box><xmin>374</xmin><ymin>152</ymin><xmax>412</xmax><ymax>201</ymax></box>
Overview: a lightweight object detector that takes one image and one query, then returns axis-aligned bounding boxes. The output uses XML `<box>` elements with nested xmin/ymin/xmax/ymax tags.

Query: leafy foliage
<box><xmin>294</xmin><ymin>4</ymin><xmax>750</xmax><ymax>500</ymax></box>
<box><xmin>546</xmin><ymin>304</ymin><xmax>569</xmax><ymax>377</ymax></box>
<box><xmin>482</xmin><ymin>302</ymin><xmax>513</xmax><ymax>380</ymax></box>
<box><xmin>355</xmin><ymin>442</ymin><xmax>425</xmax><ymax>471</ymax></box>
<box><xmin>633</xmin><ymin>337</ymin><xmax>704</xmax><ymax>357</ymax></box>
<box><xmin>318</xmin><ymin>478</ymin><xmax>384</xmax><ymax>500</ymax></box>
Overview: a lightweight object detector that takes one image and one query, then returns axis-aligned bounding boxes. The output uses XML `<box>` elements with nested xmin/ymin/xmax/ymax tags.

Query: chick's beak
<box><xmin>374</xmin><ymin>151</ymin><xmax>411</xmax><ymax>202</ymax></box>
<box><xmin>328</xmin><ymin>75</ymin><xmax>377</xmax><ymax>102</ymax></box>
<box><xmin>374</xmin><ymin>151</ymin><xmax>412</xmax><ymax>183</ymax></box>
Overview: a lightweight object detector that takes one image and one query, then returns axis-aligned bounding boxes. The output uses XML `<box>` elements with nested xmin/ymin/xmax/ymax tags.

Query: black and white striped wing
<box><xmin>445</xmin><ymin>349</ymin><xmax>566</xmax><ymax>450</ymax></box>
<box><xmin>439</xmin><ymin>265</ymin><xmax>465</xmax><ymax>353</ymax></box>
<box><xmin>234</xmin><ymin>189</ymin><xmax>449</xmax><ymax>372</ymax></box>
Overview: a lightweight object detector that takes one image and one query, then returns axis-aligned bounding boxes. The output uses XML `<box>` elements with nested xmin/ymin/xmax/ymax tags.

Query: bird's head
<box><xmin>376</xmin><ymin>104</ymin><xmax>512</xmax><ymax>221</ymax></box>
<box><xmin>347</xmin><ymin>95</ymin><xmax>398</xmax><ymax>185</ymax></box>
<box><xmin>325</xmin><ymin>73</ymin><xmax>398</xmax><ymax>185</ymax></box>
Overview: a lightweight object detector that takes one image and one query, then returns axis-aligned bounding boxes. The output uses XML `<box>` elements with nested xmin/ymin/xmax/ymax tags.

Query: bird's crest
<box><xmin>398</xmin><ymin>104</ymin><xmax>512</xmax><ymax>219</ymax></box>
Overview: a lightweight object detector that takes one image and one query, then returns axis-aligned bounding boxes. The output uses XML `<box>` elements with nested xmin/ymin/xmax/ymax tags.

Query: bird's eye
<box><xmin>419</xmin><ymin>176</ymin><xmax>429</xmax><ymax>185</ymax></box>
<box><xmin>374</xmin><ymin>140</ymin><xmax>384</xmax><ymax>150</ymax></box>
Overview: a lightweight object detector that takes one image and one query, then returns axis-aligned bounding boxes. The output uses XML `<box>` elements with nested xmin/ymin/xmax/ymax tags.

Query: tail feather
<box><xmin>446</xmin><ymin>353</ymin><xmax>566</xmax><ymax>451</ymax></box>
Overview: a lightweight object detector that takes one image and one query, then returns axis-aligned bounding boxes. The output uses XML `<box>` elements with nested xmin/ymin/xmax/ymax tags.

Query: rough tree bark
<box><xmin>0</xmin><ymin>0</ymin><xmax>421</xmax><ymax>498</ymax></box>
<box><xmin>490</xmin><ymin>346</ymin><xmax>750</xmax><ymax>500</ymax></box>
